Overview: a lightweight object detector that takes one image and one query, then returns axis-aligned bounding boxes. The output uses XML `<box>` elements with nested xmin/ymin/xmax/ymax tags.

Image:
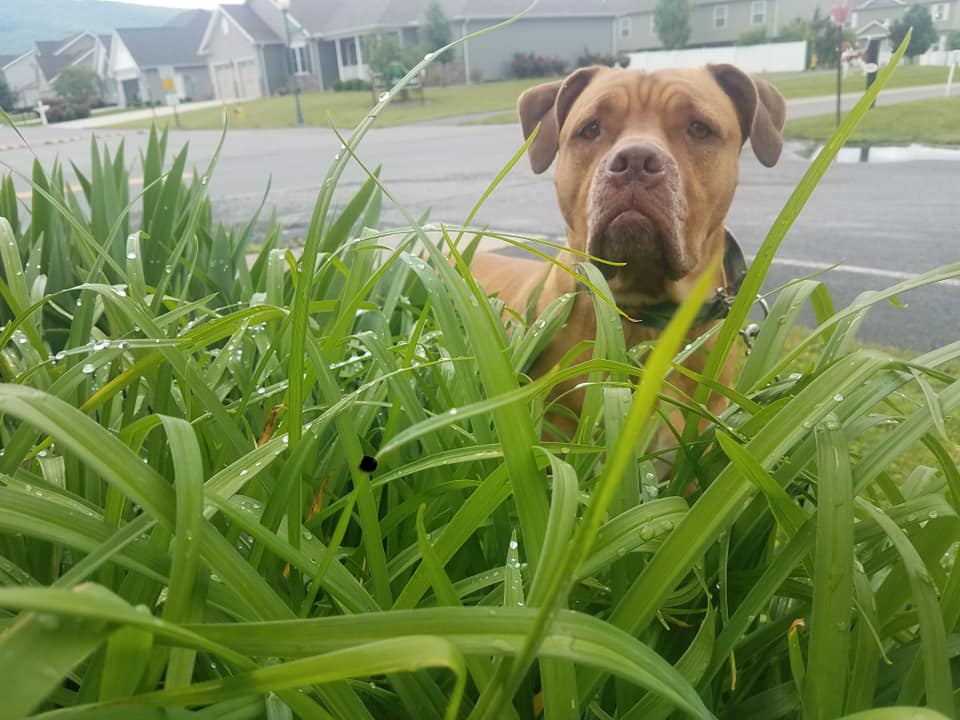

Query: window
<box><xmin>850</xmin><ymin>11</ymin><xmax>859</xmax><ymax>27</ymax></box>
<box><xmin>619</xmin><ymin>16</ymin><xmax>632</xmax><ymax>39</ymax></box>
<box><xmin>751</xmin><ymin>0</ymin><xmax>766</xmax><ymax>25</ymax></box>
<box><xmin>221</xmin><ymin>17</ymin><xmax>229</xmax><ymax>35</ymax></box>
<box><xmin>713</xmin><ymin>5</ymin><xmax>728</xmax><ymax>29</ymax></box>
<box><xmin>289</xmin><ymin>45</ymin><xmax>311</xmax><ymax>74</ymax></box>
<box><xmin>650</xmin><ymin>14</ymin><xmax>657</xmax><ymax>35</ymax></box>
<box><xmin>339</xmin><ymin>37</ymin><xmax>358</xmax><ymax>66</ymax></box>
<box><xmin>932</xmin><ymin>3</ymin><xmax>950</xmax><ymax>21</ymax></box>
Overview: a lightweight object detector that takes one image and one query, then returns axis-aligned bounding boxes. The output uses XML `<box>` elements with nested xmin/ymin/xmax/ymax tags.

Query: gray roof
<box><xmin>36</xmin><ymin>53</ymin><xmax>75</xmax><ymax>80</ymax></box>
<box><xmin>222</xmin><ymin>4</ymin><xmax>283</xmax><ymax>43</ymax></box>
<box><xmin>0</xmin><ymin>54</ymin><xmax>18</xmax><ymax>68</ymax></box>
<box><xmin>116</xmin><ymin>10</ymin><xmax>210</xmax><ymax>69</ymax></box>
<box><xmin>281</xmin><ymin>0</ymin><xmax>640</xmax><ymax>35</ymax></box>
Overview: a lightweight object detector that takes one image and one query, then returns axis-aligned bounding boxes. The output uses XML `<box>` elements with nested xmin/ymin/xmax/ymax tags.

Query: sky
<box><xmin>109</xmin><ymin>0</ymin><xmax>239</xmax><ymax>7</ymax></box>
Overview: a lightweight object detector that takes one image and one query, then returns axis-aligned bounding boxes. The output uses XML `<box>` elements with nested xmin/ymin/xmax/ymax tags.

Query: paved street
<box><xmin>3</xmin><ymin>85</ymin><xmax>959</xmax><ymax>350</ymax></box>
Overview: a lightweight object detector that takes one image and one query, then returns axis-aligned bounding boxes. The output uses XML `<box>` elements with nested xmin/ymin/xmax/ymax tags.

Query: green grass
<box><xmin>1</xmin><ymin>35</ymin><xmax>959</xmax><ymax>720</ymax></box>
<box><xmin>115</xmin><ymin>64</ymin><xmax>951</xmax><ymax>132</ymax></box>
<box><xmin>114</xmin><ymin>78</ymin><xmax>561</xmax><ymax>130</ymax></box>
<box><xmin>763</xmin><ymin>63</ymin><xmax>949</xmax><ymax>99</ymax></box>
<box><xmin>785</xmin><ymin>97</ymin><xmax>960</xmax><ymax>144</ymax></box>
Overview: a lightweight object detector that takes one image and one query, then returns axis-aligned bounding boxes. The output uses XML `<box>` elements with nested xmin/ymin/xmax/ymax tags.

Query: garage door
<box><xmin>214</xmin><ymin>63</ymin><xmax>237</xmax><ymax>101</ymax></box>
<box><xmin>237</xmin><ymin>60</ymin><xmax>261</xmax><ymax>99</ymax></box>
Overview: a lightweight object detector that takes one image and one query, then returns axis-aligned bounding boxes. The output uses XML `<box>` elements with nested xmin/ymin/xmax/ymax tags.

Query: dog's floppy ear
<box><xmin>517</xmin><ymin>66</ymin><xmax>603</xmax><ymax>174</ymax></box>
<box><xmin>708</xmin><ymin>64</ymin><xmax>786</xmax><ymax>167</ymax></box>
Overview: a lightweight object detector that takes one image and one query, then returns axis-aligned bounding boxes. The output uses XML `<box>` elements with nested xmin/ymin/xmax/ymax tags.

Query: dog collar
<box><xmin>586</xmin><ymin>230</ymin><xmax>748</xmax><ymax>329</ymax></box>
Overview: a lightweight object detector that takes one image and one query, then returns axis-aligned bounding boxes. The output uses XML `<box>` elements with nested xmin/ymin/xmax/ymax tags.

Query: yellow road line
<box><xmin>15</xmin><ymin>176</ymin><xmax>145</xmax><ymax>200</ymax></box>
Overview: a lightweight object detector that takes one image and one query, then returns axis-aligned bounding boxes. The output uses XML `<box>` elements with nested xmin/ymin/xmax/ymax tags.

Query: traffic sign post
<box><xmin>832</xmin><ymin>0</ymin><xmax>852</xmax><ymax>128</ymax></box>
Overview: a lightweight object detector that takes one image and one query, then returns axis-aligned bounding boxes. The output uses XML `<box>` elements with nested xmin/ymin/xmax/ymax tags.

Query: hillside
<box><xmin>0</xmin><ymin>0</ymin><xmax>178</xmax><ymax>56</ymax></box>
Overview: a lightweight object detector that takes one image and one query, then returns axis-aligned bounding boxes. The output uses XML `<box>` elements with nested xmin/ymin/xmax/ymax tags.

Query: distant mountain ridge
<box><xmin>0</xmin><ymin>0</ymin><xmax>179</xmax><ymax>57</ymax></box>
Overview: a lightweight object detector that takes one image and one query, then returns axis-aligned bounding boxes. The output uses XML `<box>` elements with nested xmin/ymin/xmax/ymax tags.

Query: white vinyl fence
<box><xmin>626</xmin><ymin>41</ymin><xmax>807</xmax><ymax>73</ymax></box>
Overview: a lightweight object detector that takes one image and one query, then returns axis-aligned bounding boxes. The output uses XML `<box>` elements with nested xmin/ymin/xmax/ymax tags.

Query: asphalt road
<box><xmin>3</xmin><ymin>83</ymin><xmax>960</xmax><ymax>350</ymax></box>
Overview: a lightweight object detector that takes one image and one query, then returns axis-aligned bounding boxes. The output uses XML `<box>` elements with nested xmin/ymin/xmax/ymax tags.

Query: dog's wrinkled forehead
<box><xmin>517</xmin><ymin>64</ymin><xmax>786</xmax><ymax>173</ymax></box>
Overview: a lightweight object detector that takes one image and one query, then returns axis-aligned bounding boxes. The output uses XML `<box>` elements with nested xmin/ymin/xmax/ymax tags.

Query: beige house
<box><xmin>851</xmin><ymin>0</ymin><xmax>960</xmax><ymax>48</ymax></box>
<box><xmin>0</xmin><ymin>32</ymin><xmax>114</xmax><ymax>109</ymax></box>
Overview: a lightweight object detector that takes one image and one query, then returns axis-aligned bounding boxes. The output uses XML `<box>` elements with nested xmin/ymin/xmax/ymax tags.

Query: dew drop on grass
<box><xmin>36</xmin><ymin>613</ymin><xmax>61</xmax><ymax>630</ymax></box>
<box><xmin>509</xmin><ymin>539</ymin><xmax>518</xmax><ymax>551</ymax></box>
<box><xmin>639</xmin><ymin>526</ymin><xmax>655</xmax><ymax>541</ymax></box>
<box><xmin>94</xmin><ymin>339</ymin><xmax>109</xmax><ymax>351</ymax></box>
<box><xmin>257</xmin><ymin>387</ymin><xmax>266</xmax><ymax>395</ymax></box>
<box><xmin>928</xmin><ymin>510</ymin><xmax>939</xmax><ymax>519</ymax></box>
<box><xmin>833</xmin><ymin>393</ymin><xmax>844</xmax><ymax>402</ymax></box>
<box><xmin>378</xmin><ymin>92</ymin><xmax>389</xmax><ymax>102</ymax></box>
<box><xmin>448</xmin><ymin>408</ymin><xmax>458</xmax><ymax>416</ymax></box>
<box><xmin>81</xmin><ymin>363</ymin><xmax>95</xmax><ymax>374</ymax></box>
<box><xmin>127</xmin><ymin>251</ymin><xmax>137</xmax><ymax>260</ymax></box>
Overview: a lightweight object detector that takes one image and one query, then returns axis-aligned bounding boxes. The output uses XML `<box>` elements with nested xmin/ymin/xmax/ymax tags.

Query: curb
<box><xmin>0</xmin><ymin>130</ymin><xmax>139</xmax><ymax>154</ymax></box>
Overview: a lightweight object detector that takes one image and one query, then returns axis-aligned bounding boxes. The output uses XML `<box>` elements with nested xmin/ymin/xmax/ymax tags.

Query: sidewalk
<box><xmin>56</xmin><ymin>98</ymin><xmax>237</xmax><ymax>129</ymax></box>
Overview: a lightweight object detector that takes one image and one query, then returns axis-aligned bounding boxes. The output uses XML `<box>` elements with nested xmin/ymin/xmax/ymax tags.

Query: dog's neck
<box><xmin>546</xmin><ymin>226</ymin><xmax>740</xmax><ymax>330</ymax></box>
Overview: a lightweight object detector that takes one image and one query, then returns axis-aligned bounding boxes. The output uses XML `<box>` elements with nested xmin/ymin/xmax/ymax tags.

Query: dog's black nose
<box><xmin>605</xmin><ymin>142</ymin><xmax>667</xmax><ymax>184</ymax></box>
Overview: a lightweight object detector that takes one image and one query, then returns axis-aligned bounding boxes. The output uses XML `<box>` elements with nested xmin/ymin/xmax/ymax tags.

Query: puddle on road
<box><xmin>812</xmin><ymin>143</ymin><xmax>960</xmax><ymax>163</ymax></box>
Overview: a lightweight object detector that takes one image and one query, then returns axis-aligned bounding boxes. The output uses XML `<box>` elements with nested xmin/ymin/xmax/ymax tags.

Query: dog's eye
<box><xmin>579</xmin><ymin>120</ymin><xmax>601</xmax><ymax>140</ymax></box>
<box><xmin>688</xmin><ymin>120</ymin><xmax>713</xmax><ymax>140</ymax></box>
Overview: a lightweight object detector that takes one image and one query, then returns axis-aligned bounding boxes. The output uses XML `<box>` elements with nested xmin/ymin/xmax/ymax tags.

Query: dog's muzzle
<box><xmin>587</xmin><ymin>141</ymin><xmax>689</xmax><ymax>283</ymax></box>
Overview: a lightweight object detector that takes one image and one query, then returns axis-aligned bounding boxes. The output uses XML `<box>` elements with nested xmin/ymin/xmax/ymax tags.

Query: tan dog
<box><xmin>470</xmin><ymin>64</ymin><xmax>786</xmax><ymax>447</ymax></box>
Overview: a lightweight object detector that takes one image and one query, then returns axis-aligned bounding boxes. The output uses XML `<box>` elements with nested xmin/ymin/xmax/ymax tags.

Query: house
<box><xmin>199</xmin><ymin>0</ymin><xmax>671</xmax><ymax>93</ymax></box>
<box><xmin>198</xmin><ymin>4</ymin><xmax>289</xmax><ymax>101</ymax></box>
<box><xmin>0</xmin><ymin>32</ymin><xmax>114</xmax><ymax>109</ymax></box>
<box><xmin>619</xmin><ymin>0</ymin><xmax>828</xmax><ymax>51</ymax></box>
<box><xmin>109</xmin><ymin>10</ymin><xmax>214</xmax><ymax>107</ymax></box>
<box><xmin>851</xmin><ymin>0</ymin><xmax>960</xmax><ymax>49</ymax></box>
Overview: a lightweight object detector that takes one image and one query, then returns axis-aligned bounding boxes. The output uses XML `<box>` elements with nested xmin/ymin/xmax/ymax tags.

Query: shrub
<box><xmin>509</xmin><ymin>51</ymin><xmax>567</xmax><ymax>78</ymax></box>
<box><xmin>576</xmin><ymin>49</ymin><xmax>630</xmax><ymax>68</ymax></box>
<box><xmin>333</xmin><ymin>79</ymin><xmax>372</xmax><ymax>92</ymax></box>
<box><xmin>737</xmin><ymin>27</ymin><xmax>769</xmax><ymax>45</ymax></box>
<box><xmin>43</xmin><ymin>97</ymin><xmax>93</xmax><ymax>123</ymax></box>
<box><xmin>0</xmin><ymin>33</ymin><xmax>956</xmax><ymax>720</ymax></box>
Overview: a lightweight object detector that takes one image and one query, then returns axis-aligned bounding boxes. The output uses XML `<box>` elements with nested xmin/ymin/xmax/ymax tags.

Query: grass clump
<box><xmin>784</xmin><ymin>96</ymin><xmax>960</xmax><ymax>145</ymax></box>
<box><xmin>0</xmin><ymin>32</ymin><xmax>959</xmax><ymax>720</ymax></box>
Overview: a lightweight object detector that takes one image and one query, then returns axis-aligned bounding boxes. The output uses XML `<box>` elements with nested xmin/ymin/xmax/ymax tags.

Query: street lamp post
<box><xmin>277</xmin><ymin>0</ymin><xmax>304</xmax><ymax>125</ymax></box>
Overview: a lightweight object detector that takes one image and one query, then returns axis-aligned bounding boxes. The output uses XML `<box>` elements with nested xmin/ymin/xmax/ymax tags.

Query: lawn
<box><xmin>763</xmin><ymin>63</ymin><xmax>949</xmax><ymax>99</ymax></box>
<box><xmin>113</xmin><ymin>64</ymin><xmax>951</xmax><ymax>131</ymax></box>
<box><xmin>785</xmin><ymin>96</ymin><xmax>960</xmax><ymax>144</ymax></box>
<box><xmin>114</xmin><ymin>77</ymin><xmax>561</xmax><ymax>130</ymax></box>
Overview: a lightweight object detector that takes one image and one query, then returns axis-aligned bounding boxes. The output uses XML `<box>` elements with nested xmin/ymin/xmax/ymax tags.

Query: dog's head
<box><xmin>518</xmin><ymin>65</ymin><xmax>785</xmax><ymax>302</ymax></box>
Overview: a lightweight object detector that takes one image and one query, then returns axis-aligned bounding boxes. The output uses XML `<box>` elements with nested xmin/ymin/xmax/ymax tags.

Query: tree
<box><xmin>422</xmin><ymin>0</ymin><xmax>453</xmax><ymax>65</ymax></box>
<box><xmin>654</xmin><ymin>0</ymin><xmax>691</xmax><ymax>50</ymax></box>
<box><xmin>889</xmin><ymin>5</ymin><xmax>938</xmax><ymax>59</ymax></box>
<box><xmin>53</xmin><ymin>66</ymin><xmax>99</xmax><ymax>101</ymax></box>
<box><xmin>809</xmin><ymin>8</ymin><xmax>856</xmax><ymax>67</ymax></box>
<box><xmin>0</xmin><ymin>74</ymin><xmax>15</xmax><ymax>111</ymax></box>
<box><xmin>361</xmin><ymin>33</ymin><xmax>421</xmax><ymax>84</ymax></box>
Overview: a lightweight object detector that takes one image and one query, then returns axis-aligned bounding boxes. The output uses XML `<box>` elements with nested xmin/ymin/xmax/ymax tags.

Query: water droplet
<box><xmin>509</xmin><ymin>539</ymin><xmax>518</xmax><ymax>550</ymax></box>
<box><xmin>36</xmin><ymin>613</ymin><xmax>61</xmax><ymax>630</ymax></box>
<box><xmin>239</xmin><ymin>469</ymin><xmax>248</xmax><ymax>476</ymax></box>
<box><xmin>928</xmin><ymin>510</ymin><xmax>939</xmax><ymax>519</ymax></box>
<box><xmin>833</xmin><ymin>393</ymin><xmax>844</xmax><ymax>402</ymax></box>
<box><xmin>81</xmin><ymin>363</ymin><xmax>95</xmax><ymax>374</ymax></box>
<box><xmin>424</xmin><ymin>51</ymin><xmax>434</xmax><ymax>61</ymax></box>
<box><xmin>200</xmin><ymin>175</ymin><xmax>209</xmax><ymax>186</ymax></box>
<box><xmin>113</xmin><ymin>287</ymin><xmax>126</xmax><ymax>297</ymax></box>
<box><xmin>118</xmin><ymin>341</ymin><xmax>129</xmax><ymax>350</ymax></box>
<box><xmin>378</xmin><ymin>91</ymin><xmax>389</xmax><ymax>102</ymax></box>
<box><xmin>126</xmin><ymin>251</ymin><xmax>137</xmax><ymax>260</ymax></box>
<box><xmin>257</xmin><ymin>387</ymin><xmax>266</xmax><ymax>395</ymax></box>
<box><xmin>94</xmin><ymin>339</ymin><xmax>109</xmax><ymax>351</ymax></box>
<box><xmin>54</xmin><ymin>351</ymin><xmax>66</xmax><ymax>361</ymax></box>
<box><xmin>448</xmin><ymin>408</ymin><xmax>458</xmax><ymax>416</ymax></box>
<box><xmin>639</xmin><ymin>526</ymin><xmax>655</xmax><ymax>541</ymax></box>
